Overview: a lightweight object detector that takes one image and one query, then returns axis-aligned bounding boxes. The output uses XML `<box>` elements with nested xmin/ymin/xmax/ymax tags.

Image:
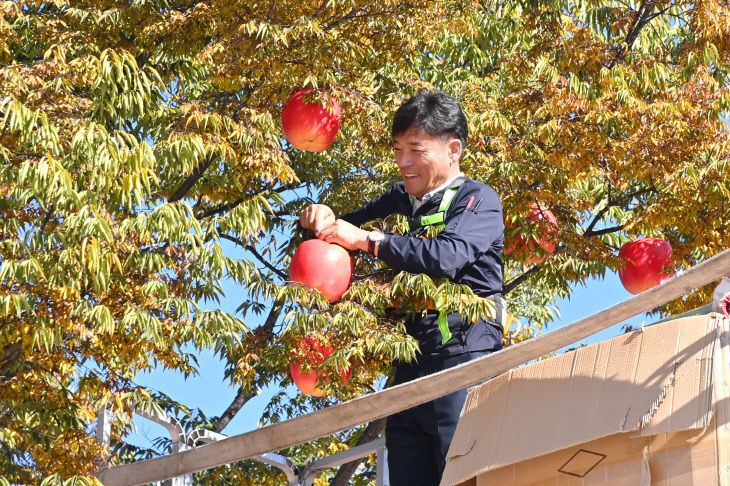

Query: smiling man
<box><xmin>300</xmin><ymin>90</ymin><xmax>505</xmax><ymax>486</ymax></box>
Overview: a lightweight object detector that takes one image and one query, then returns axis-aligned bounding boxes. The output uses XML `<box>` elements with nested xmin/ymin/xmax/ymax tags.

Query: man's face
<box><xmin>393</xmin><ymin>126</ymin><xmax>462</xmax><ymax>200</ymax></box>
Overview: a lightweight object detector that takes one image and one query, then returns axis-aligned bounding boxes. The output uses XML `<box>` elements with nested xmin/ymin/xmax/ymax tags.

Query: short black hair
<box><xmin>391</xmin><ymin>90</ymin><xmax>468</xmax><ymax>155</ymax></box>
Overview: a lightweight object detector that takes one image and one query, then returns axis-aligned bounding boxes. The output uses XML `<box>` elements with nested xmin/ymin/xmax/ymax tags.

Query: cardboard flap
<box><xmin>442</xmin><ymin>314</ymin><xmax>725</xmax><ymax>486</ymax></box>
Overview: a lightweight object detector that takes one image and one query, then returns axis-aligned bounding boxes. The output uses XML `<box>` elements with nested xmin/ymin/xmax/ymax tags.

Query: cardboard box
<box><xmin>442</xmin><ymin>313</ymin><xmax>730</xmax><ymax>486</ymax></box>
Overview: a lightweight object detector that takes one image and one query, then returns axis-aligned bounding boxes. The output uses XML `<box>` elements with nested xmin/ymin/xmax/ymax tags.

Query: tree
<box><xmin>439</xmin><ymin>0</ymin><xmax>730</xmax><ymax>319</ymax></box>
<box><xmin>1</xmin><ymin>0</ymin><xmax>728</xmax><ymax>484</ymax></box>
<box><xmin>0</xmin><ymin>1</ymin><xmax>479</xmax><ymax>483</ymax></box>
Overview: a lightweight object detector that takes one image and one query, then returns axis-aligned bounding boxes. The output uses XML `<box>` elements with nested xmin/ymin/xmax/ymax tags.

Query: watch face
<box><xmin>369</xmin><ymin>231</ymin><xmax>384</xmax><ymax>242</ymax></box>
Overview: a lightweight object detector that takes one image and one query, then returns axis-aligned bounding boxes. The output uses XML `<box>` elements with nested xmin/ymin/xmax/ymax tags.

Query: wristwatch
<box><xmin>367</xmin><ymin>230</ymin><xmax>385</xmax><ymax>256</ymax></box>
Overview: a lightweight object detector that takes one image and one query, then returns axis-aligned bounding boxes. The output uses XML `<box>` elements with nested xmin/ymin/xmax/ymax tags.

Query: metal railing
<box><xmin>97</xmin><ymin>405</ymin><xmax>387</xmax><ymax>486</ymax></box>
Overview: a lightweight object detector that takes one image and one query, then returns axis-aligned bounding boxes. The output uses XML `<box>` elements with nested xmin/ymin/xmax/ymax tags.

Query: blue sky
<box><xmin>126</xmin><ymin>119</ymin><xmax>729</xmax><ymax>449</ymax></box>
<box><xmin>127</xmin><ymin>267</ymin><xmax>650</xmax><ymax>448</ymax></box>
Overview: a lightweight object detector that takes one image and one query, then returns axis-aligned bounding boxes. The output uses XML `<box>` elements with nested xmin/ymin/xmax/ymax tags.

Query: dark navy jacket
<box><xmin>342</xmin><ymin>177</ymin><xmax>504</xmax><ymax>359</ymax></box>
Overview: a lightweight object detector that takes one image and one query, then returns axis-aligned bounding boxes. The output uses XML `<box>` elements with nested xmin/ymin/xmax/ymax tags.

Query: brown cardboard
<box><xmin>442</xmin><ymin>314</ymin><xmax>730</xmax><ymax>486</ymax></box>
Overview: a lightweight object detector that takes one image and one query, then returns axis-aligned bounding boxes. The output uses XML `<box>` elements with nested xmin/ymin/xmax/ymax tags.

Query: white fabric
<box><xmin>712</xmin><ymin>276</ymin><xmax>730</xmax><ymax>317</ymax></box>
<box><xmin>409</xmin><ymin>172</ymin><xmax>464</xmax><ymax>211</ymax></box>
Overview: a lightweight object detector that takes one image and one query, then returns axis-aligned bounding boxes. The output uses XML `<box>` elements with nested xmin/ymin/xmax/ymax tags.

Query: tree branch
<box><xmin>503</xmin><ymin>264</ymin><xmax>542</xmax><ymax>294</ymax></box>
<box><xmin>264</xmin><ymin>298</ymin><xmax>285</xmax><ymax>330</ymax></box>
<box><xmin>39</xmin><ymin>202</ymin><xmax>55</xmax><ymax>232</ymax></box>
<box><xmin>196</xmin><ymin>181</ymin><xmax>303</xmax><ymax>220</ymax></box>
<box><xmin>583</xmin><ymin>186</ymin><xmax>657</xmax><ymax>235</ymax></box>
<box><xmin>273</xmin><ymin>182</ymin><xmax>306</xmax><ymax>194</ymax></box>
<box><xmin>625</xmin><ymin>2</ymin><xmax>664</xmax><ymax>53</ymax></box>
<box><xmin>168</xmin><ymin>156</ymin><xmax>214</xmax><ymax>203</ymax></box>
<box><xmin>609</xmin><ymin>0</ymin><xmax>658</xmax><ymax>68</ymax></box>
<box><xmin>218</xmin><ymin>234</ymin><xmax>289</xmax><ymax>280</ymax></box>
<box><xmin>583</xmin><ymin>224</ymin><xmax>625</xmax><ymax>238</ymax></box>
<box><xmin>210</xmin><ymin>299</ymin><xmax>284</xmax><ymax>432</ymax></box>
<box><xmin>211</xmin><ymin>386</ymin><xmax>258</xmax><ymax>433</ymax></box>
<box><xmin>323</xmin><ymin>7</ymin><xmax>366</xmax><ymax>33</ymax></box>
<box><xmin>197</xmin><ymin>198</ymin><xmax>244</xmax><ymax>219</ymax></box>
<box><xmin>267</xmin><ymin>0</ymin><xmax>278</xmax><ymax>21</ymax></box>
<box><xmin>313</xmin><ymin>0</ymin><xmax>328</xmax><ymax>18</ymax></box>
<box><xmin>280</xmin><ymin>7</ymin><xmax>369</xmax><ymax>54</ymax></box>
<box><xmin>0</xmin><ymin>342</ymin><xmax>22</xmax><ymax>381</ymax></box>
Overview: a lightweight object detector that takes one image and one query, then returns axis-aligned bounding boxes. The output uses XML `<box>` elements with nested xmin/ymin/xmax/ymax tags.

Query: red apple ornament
<box><xmin>290</xmin><ymin>239</ymin><xmax>352</xmax><ymax>301</ymax></box>
<box><xmin>289</xmin><ymin>336</ymin><xmax>352</xmax><ymax>397</ymax></box>
<box><xmin>504</xmin><ymin>203</ymin><xmax>558</xmax><ymax>264</ymax></box>
<box><xmin>281</xmin><ymin>89</ymin><xmax>341</xmax><ymax>152</ymax></box>
<box><xmin>618</xmin><ymin>237</ymin><xmax>675</xmax><ymax>295</ymax></box>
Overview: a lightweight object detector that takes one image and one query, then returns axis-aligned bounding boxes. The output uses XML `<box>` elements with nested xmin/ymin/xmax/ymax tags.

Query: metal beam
<box><xmin>300</xmin><ymin>437</ymin><xmax>386</xmax><ymax>486</ymax></box>
<box><xmin>187</xmin><ymin>427</ymin><xmax>299</xmax><ymax>484</ymax></box>
<box><xmin>253</xmin><ymin>453</ymin><xmax>300</xmax><ymax>486</ymax></box>
<box><xmin>133</xmin><ymin>407</ymin><xmax>187</xmax><ymax>454</ymax></box>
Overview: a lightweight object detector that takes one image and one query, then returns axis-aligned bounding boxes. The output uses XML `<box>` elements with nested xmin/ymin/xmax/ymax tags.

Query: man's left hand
<box><xmin>317</xmin><ymin>219</ymin><xmax>369</xmax><ymax>252</ymax></box>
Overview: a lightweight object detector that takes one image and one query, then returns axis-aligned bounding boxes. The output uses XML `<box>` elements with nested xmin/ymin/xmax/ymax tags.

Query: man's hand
<box><xmin>300</xmin><ymin>204</ymin><xmax>336</xmax><ymax>236</ymax></box>
<box><xmin>317</xmin><ymin>219</ymin><xmax>369</xmax><ymax>252</ymax></box>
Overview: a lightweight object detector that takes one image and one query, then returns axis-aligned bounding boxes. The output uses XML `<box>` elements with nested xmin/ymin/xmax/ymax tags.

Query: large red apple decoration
<box><xmin>281</xmin><ymin>89</ymin><xmax>341</xmax><ymax>152</ymax></box>
<box><xmin>289</xmin><ymin>336</ymin><xmax>352</xmax><ymax>396</ymax></box>
<box><xmin>618</xmin><ymin>237</ymin><xmax>675</xmax><ymax>295</ymax></box>
<box><xmin>504</xmin><ymin>203</ymin><xmax>558</xmax><ymax>264</ymax></box>
<box><xmin>290</xmin><ymin>239</ymin><xmax>352</xmax><ymax>301</ymax></box>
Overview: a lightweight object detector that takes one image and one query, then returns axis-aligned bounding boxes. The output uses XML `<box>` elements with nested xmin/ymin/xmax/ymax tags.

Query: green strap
<box><xmin>408</xmin><ymin>187</ymin><xmax>460</xmax><ymax>230</ymax></box>
<box><xmin>419</xmin><ymin>212</ymin><xmax>445</xmax><ymax>226</ymax></box>
<box><xmin>438</xmin><ymin>187</ymin><xmax>459</xmax><ymax>213</ymax></box>
<box><xmin>410</xmin><ymin>188</ymin><xmax>460</xmax><ymax>344</ymax></box>
<box><xmin>437</xmin><ymin>310</ymin><xmax>452</xmax><ymax>344</ymax></box>
<box><xmin>432</xmin><ymin>294</ymin><xmax>452</xmax><ymax>344</ymax></box>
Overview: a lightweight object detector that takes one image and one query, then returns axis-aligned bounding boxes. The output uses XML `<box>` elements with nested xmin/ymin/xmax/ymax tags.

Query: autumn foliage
<box><xmin>1</xmin><ymin>0</ymin><xmax>728</xmax><ymax>484</ymax></box>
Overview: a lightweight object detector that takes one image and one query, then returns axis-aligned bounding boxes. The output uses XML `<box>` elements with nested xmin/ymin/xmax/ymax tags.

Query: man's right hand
<box><xmin>299</xmin><ymin>204</ymin><xmax>336</xmax><ymax>237</ymax></box>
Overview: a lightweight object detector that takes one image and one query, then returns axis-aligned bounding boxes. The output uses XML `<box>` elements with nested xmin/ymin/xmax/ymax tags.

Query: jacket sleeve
<box><xmin>377</xmin><ymin>186</ymin><xmax>503</xmax><ymax>279</ymax></box>
<box><xmin>340</xmin><ymin>183</ymin><xmax>409</xmax><ymax>227</ymax></box>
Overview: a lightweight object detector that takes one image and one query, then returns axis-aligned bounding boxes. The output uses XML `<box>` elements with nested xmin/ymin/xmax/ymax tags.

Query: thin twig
<box><xmin>197</xmin><ymin>199</ymin><xmax>244</xmax><ymax>219</ymax></box>
<box><xmin>218</xmin><ymin>233</ymin><xmax>288</xmax><ymax>280</ymax></box>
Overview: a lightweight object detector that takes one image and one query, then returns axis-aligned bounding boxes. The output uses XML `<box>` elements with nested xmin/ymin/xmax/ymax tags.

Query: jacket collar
<box><xmin>409</xmin><ymin>172</ymin><xmax>465</xmax><ymax>212</ymax></box>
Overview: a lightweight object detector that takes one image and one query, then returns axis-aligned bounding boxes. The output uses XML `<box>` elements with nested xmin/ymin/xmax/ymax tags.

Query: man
<box><xmin>300</xmin><ymin>90</ymin><xmax>504</xmax><ymax>486</ymax></box>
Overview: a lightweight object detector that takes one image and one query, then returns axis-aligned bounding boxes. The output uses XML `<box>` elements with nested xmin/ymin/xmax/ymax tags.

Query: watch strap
<box><xmin>368</xmin><ymin>236</ymin><xmax>376</xmax><ymax>254</ymax></box>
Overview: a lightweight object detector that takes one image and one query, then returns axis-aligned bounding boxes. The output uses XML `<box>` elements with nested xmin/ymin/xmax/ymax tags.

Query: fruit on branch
<box><xmin>290</xmin><ymin>239</ymin><xmax>352</xmax><ymax>301</ymax></box>
<box><xmin>281</xmin><ymin>89</ymin><xmax>341</xmax><ymax>152</ymax></box>
<box><xmin>504</xmin><ymin>203</ymin><xmax>558</xmax><ymax>265</ymax></box>
<box><xmin>618</xmin><ymin>237</ymin><xmax>675</xmax><ymax>294</ymax></box>
<box><xmin>289</xmin><ymin>336</ymin><xmax>351</xmax><ymax>397</ymax></box>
